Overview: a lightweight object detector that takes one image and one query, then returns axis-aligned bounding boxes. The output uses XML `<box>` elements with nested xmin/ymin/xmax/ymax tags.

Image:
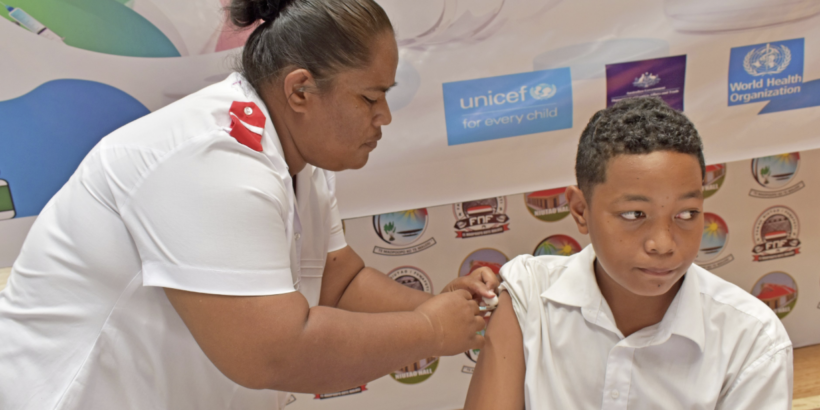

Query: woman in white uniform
<box><xmin>0</xmin><ymin>1</ymin><xmax>496</xmax><ymax>409</ymax></box>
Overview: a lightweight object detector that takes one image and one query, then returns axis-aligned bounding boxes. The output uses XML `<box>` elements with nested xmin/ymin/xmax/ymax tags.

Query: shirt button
<box><xmin>294</xmin><ymin>233</ymin><xmax>301</xmax><ymax>241</ymax></box>
<box><xmin>610</xmin><ymin>390</ymin><xmax>620</xmax><ymax>399</ymax></box>
<box><xmin>244</xmin><ymin>107</ymin><xmax>253</xmax><ymax>115</ymax></box>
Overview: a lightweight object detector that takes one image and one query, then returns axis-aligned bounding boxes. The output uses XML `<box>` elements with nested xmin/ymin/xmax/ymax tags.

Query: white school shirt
<box><xmin>499</xmin><ymin>245</ymin><xmax>793</xmax><ymax>410</ymax></box>
<box><xmin>0</xmin><ymin>73</ymin><xmax>347</xmax><ymax>410</ymax></box>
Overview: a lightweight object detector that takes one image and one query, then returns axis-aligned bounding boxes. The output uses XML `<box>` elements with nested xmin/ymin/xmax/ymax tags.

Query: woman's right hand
<box><xmin>414</xmin><ymin>289</ymin><xmax>486</xmax><ymax>356</ymax></box>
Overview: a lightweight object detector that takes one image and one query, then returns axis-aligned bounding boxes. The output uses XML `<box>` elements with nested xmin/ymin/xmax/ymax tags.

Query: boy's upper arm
<box><xmin>464</xmin><ymin>291</ymin><xmax>526</xmax><ymax>410</ymax></box>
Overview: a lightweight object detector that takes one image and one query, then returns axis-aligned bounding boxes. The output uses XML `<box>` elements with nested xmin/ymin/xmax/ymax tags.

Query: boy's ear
<box><xmin>565</xmin><ymin>186</ymin><xmax>590</xmax><ymax>235</ymax></box>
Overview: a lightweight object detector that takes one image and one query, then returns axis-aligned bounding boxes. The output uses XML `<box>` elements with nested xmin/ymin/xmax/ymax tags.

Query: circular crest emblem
<box><xmin>752</xmin><ymin>206</ymin><xmax>801</xmax><ymax>262</ymax></box>
<box><xmin>389</xmin><ymin>266</ymin><xmax>439</xmax><ymax>384</ymax></box>
<box><xmin>388</xmin><ymin>266</ymin><xmax>433</xmax><ymax>294</ymax></box>
<box><xmin>533</xmin><ymin>235</ymin><xmax>582</xmax><ymax>256</ymax></box>
<box><xmin>459</xmin><ymin>248</ymin><xmax>509</xmax><ymax>278</ymax></box>
<box><xmin>696</xmin><ymin>213</ymin><xmax>729</xmax><ymax>263</ymax></box>
<box><xmin>453</xmin><ymin>197</ymin><xmax>510</xmax><ymax>238</ymax></box>
<box><xmin>702</xmin><ymin>164</ymin><xmax>727</xmax><ymax>199</ymax></box>
<box><xmin>751</xmin><ymin>153</ymin><xmax>800</xmax><ymax>189</ymax></box>
<box><xmin>373</xmin><ymin>209</ymin><xmax>429</xmax><ymax>246</ymax></box>
<box><xmin>524</xmin><ymin>187</ymin><xmax>570</xmax><ymax>222</ymax></box>
<box><xmin>751</xmin><ymin>271</ymin><xmax>798</xmax><ymax>319</ymax></box>
<box><xmin>391</xmin><ymin>357</ymin><xmax>440</xmax><ymax>385</ymax></box>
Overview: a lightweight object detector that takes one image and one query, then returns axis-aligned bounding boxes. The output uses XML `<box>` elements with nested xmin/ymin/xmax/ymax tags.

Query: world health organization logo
<box><xmin>530</xmin><ymin>83</ymin><xmax>557</xmax><ymax>100</ymax></box>
<box><xmin>744</xmin><ymin>43</ymin><xmax>792</xmax><ymax>77</ymax></box>
<box><xmin>632</xmin><ymin>72</ymin><xmax>661</xmax><ymax>89</ymax></box>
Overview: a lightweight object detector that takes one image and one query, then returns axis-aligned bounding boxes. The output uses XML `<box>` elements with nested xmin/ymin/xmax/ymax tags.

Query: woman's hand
<box><xmin>442</xmin><ymin>267</ymin><xmax>500</xmax><ymax>301</ymax></box>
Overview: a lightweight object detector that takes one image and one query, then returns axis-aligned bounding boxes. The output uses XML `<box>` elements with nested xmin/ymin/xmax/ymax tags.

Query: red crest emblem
<box><xmin>228</xmin><ymin>101</ymin><xmax>266</xmax><ymax>152</ymax></box>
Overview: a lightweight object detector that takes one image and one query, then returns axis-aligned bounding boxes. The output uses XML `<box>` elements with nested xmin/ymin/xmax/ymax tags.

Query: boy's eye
<box><xmin>676</xmin><ymin>210</ymin><xmax>700</xmax><ymax>220</ymax></box>
<box><xmin>620</xmin><ymin>211</ymin><xmax>645</xmax><ymax>220</ymax></box>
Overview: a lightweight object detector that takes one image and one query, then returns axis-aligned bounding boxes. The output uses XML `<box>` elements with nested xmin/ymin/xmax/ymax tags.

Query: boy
<box><xmin>465</xmin><ymin>97</ymin><xmax>793</xmax><ymax>409</ymax></box>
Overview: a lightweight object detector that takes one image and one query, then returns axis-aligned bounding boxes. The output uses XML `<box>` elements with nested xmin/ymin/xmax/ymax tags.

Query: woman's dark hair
<box><xmin>575</xmin><ymin>96</ymin><xmax>705</xmax><ymax>197</ymax></box>
<box><xmin>228</xmin><ymin>0</ymin><xmax>394</xmax><ymax>92</ymax></box>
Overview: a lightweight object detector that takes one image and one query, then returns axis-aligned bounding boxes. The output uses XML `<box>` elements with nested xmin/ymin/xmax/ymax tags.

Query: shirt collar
<box><xmin>660</xmin><ymin>266</ymin><xmax>705</xmax><ymax>351</ymax></box>
<box><xmin>541</xmin><ymin>245</ymin><xmax>705</xmax><ymax>351</ymax></box>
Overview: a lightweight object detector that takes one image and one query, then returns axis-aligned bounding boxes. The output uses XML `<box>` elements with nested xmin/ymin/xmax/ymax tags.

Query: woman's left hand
<box><xmin>442</xmin><ymin>267</ymin><xmax>500</xmax><ymax>301</ymax></box>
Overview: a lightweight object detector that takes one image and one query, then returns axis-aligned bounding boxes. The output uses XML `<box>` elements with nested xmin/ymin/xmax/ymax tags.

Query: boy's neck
<box><xmin>593</xmin><ymin>259</ymin><xmax>684</xmax><ymax>338</ymax></box>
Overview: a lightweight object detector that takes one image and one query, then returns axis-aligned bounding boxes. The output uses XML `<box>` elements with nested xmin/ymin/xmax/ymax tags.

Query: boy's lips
<box><xmin>637</xmin><ymin>267</ymin><xmax>677</xmax><ymax>276</ymax></box>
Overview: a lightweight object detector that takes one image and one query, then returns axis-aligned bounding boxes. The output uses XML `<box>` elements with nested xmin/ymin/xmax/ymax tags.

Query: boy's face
<box><xmin>568</xmin><ymin>151</ymin><xmax>704</xmax><ymax>297</ymax></box>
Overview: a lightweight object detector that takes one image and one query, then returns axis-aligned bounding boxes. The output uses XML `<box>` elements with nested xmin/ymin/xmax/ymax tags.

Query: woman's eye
<box><xmin>363</xmin><ymin>96</ymin><xmax>377</xmax><ymax>104</ymax></box>
<box><xmin>620</xmin><ymin>211</ymin><xmax>645</xmax><ymax>220</ymax></box>
<box><xmin>676</xmin><ymin>210</ymin><xmax>699</xmax><ymax>220</ymax></box>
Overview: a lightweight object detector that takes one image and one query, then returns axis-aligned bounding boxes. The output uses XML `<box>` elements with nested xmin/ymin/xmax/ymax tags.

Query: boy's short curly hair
<box><xmin>575</xmin><ymin>96</ymin><xmax>705</xmax><ymax>197</ymax></box>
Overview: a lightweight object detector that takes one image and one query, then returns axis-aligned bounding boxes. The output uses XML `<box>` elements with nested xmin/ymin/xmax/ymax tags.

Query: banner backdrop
<box><xmin>3</xmin><ymin>0</ymin><xmax>820</xmax><ymax>268</ymax></box>
<box><xmin>1</xmin><ymin>1</ymin><xmax>819</xmax><ymax>409</ymax></box>
<box><xmin>285</xmin><ymin>148</ymin><xmax>820</xmax><ymax>410</ymax></box>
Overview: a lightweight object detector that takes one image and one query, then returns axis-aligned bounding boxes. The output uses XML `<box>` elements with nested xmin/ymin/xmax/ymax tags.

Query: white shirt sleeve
<box><xmin>121</xmin><ymin>134</ymin><xmax>295</xmax><ymax>296</ymax></box>
<box><xmin>498</xmin><ymin>255</ymin><xmax>539</xmax><ymax>328</ymax></box>
<box><xmin>323</xmin><ymin>170</ymin><xmax>347</xmax><ymax>253</ymax></box>
<box><xmin>717</xmin><ymin>344</ymin><xmax>793</xmax><ymax>410</ymax></box>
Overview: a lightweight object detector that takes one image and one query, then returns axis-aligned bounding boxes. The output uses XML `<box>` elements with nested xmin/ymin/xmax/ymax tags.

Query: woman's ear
<box><xmin>565</xmin><ymin>186</ymin><xmax>590</xmax><ymax>235</ymax></box>
<box><xmin>282</xmin><ymin>68</ymin><xmax>316</xmax><ymax>114</ymax></box>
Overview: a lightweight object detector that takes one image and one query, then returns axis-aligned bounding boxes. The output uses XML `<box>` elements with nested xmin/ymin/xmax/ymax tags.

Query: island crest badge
<box><xmin>453</xmin><ymin>197</ymin><xmax>510</xmax><ymax>238</ymax></box>
<box><xmin>388</xmin><ymin>266</ymin><xmax>440</xmax><ymax>384</ymax></box>
<box><xmin>372</xmin><ymin>209</ymin><xmax>436</xmax><ymax>256</ymax></box>
<box><xmin>702</xmin><ymin>164</ymin><xmax>727</xmax><ymax>199</ymax></box>
<box><xmin>695</xmin><ymin>213</ymin><xmax>734</xmax><ymax>270</ymax></box>
<box><xmin>751</xmin><ymin>271</ymin><xmax>798</xmax><ymax>319</ymax></box>
<box><xmin>752</xmin><ymin>206</ymin><xmax>801</xmax><ymax>262</ymax></box>
<box><xmin>749</xmin><ymin>152</ymin><xmax>804</xmax><ymax>198</ymax></box>
<box><xmin>523</xmin><ymin>187</ymin><xmax>571</xmax><ymax>222</ymax></box>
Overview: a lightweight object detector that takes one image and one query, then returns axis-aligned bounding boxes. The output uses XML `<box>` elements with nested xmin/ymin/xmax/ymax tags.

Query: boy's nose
<box><xmin>644</xmin><ymin>221</ymin><xmax>675</xmax><ymax>255</ymax></box>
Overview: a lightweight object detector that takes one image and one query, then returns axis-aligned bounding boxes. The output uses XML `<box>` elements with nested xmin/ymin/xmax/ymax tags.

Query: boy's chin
<box><xmin>627</xmin><ymin>273</ymin><xmax>686</xmax><ymax>297</ymax></box>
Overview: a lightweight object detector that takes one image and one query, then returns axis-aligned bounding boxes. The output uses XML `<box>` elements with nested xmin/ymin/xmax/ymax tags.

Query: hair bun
<box><xmin>254</xmin><ymin>0</ymin><xmax>286</xmax><ymax>22</ymax></box>
<box><xmin>229</xmin><ymin>0</ymin><xmax>292</xmax><ymax>28</ymax></box>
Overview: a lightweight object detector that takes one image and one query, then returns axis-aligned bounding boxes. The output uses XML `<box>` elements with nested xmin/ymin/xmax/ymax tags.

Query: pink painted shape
<box><xmin>215</xmin><ymin>0</ymin><xmax>258</xmax><ymax>52</ymax></box>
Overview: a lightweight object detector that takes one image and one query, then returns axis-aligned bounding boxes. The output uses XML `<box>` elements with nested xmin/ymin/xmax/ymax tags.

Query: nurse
<box><xmin>0</xmin><ymin>0</ymin><xmax>496</xmax><ymax>409</ymax></box>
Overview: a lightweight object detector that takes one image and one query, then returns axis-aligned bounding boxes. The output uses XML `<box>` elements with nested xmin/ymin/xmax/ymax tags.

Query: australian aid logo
<box><xmin>442</xmin><ymin>68</ymin><xmax>573</xmax><ymax>145</ymax></box>
<box><xmin>728</xmin><ymin>38</ymin><xmax>804</xmax><ymax>106</ymax></box>
<box><xmin>372</xmin><ymin>209</ymin><xmax>436</xmax><ymax>256</ymax></box>
<box><xmin>453</xmin><ymin>197</ymin><xmax>510</xmax><ymax>238</ymax></box>
<box><xmin>752</xmin><ymin>206</ymin><xmax>801</xmax><ymax>262</ymax></box>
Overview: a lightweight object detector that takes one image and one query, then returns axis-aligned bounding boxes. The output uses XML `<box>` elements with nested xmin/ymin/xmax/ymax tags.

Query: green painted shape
<box><xmin>1</xmin><ymin>0</ymin><xmax>179</xmax><ymax>57</ymax></box>
<box><xmin>0</xmin><ymin>185</ymin><xmax>13</xmax><ymax>212</ymax></box>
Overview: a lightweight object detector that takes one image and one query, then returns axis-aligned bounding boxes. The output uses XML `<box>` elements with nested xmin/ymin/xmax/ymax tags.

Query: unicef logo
<box><xmin>529</xmin><ymin>83</ymin><xmax>557</xmax><ymax>100</ymax></box>
<box><xmin>744</xmin><ymin>43</ymin><xmax>791</xmax><ymax>77</ymax></box>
